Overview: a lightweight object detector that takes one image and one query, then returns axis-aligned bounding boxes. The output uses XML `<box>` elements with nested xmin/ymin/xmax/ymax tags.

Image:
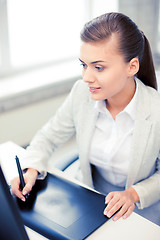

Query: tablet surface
<box><xmin>17</xmin><ymin>173</ymin><xmax>108</xmax><ymax>240</ymax></box>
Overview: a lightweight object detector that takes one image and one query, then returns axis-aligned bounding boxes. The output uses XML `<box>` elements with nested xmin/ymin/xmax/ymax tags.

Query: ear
<box><xmin>128</xmin><ymin>58</ymin><xmax>139</xmax><ymax>77</ymax></box>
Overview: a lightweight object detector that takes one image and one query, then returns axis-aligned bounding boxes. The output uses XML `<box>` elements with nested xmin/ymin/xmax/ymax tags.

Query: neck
<box><xmin>106</xmin><ymin>78</ymin><xmax>136</xmax><ymax>119</ymax></box>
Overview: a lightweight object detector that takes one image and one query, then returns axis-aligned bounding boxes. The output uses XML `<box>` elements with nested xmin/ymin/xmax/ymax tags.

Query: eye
<box><xmin>95</xmin><ymin>66</ymin><xmax>104</xmax><ymax>71</ymax></box>
<box><xmin>80</xmin><ymin>63</ymin><xmax>87</xmax><ymax>69</ymax></box>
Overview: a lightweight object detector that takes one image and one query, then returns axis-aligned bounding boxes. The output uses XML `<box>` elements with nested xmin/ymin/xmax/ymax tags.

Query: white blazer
<box><xmin>22</xmin><ymin>78</ymin><xmax>160</xmax><ymax>209</ymax></box>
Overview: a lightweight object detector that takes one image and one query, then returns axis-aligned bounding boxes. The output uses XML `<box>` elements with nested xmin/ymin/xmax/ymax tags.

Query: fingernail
<box><xmin>22</xmin><ymin>190</ymin><xmax>27</xmax><ymax>195</ymax></box>
<box><xmin>21</xmin><ymin>197</ymin><xmax>25</xmax><ymax>202</ymax></box>
<box><xmin>113</xmin><ymin>217</ymin><xmax>118</xmax><ymax>221</ymax></box>
<box><xmin>103</xmin><ymin>210</ymin><xmax>107</xmax><ymax>215</ymax></box>
<box><xmin>107</xmin><ymin>212</ymin><xmax>111</xmax><ymax>218</ymax></box>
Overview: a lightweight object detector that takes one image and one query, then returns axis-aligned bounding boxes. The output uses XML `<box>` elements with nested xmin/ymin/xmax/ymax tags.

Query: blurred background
<box><xmin>0</xmin><ymin>0</ymin><xmax>160</xmax><ymax>147</ymax></box>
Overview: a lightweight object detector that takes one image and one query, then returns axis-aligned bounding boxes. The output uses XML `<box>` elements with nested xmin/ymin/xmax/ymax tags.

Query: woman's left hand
<box><xmin>103</xmin><ymin>188</ymin><xmax>139</xmax><ymax>221</ymax></box>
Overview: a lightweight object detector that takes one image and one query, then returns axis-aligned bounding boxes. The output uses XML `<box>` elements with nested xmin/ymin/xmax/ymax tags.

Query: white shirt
<box><xmin>90</xmin><ymin>80</ymin><xmax>138</xmax><ymax>187</ymax></box>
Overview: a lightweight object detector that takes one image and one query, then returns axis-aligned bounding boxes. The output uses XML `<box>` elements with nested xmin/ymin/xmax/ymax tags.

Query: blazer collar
<box><xmin>134</xmin><ymin>78</ymin><xmax>151</xmax><ymax>120</ymax></box>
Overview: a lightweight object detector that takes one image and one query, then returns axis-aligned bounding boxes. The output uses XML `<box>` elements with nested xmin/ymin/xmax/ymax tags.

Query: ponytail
<box><xmin>137</xmin><ymin>33</ymin><xmax>157</xmax><ymax>90</ymax></box>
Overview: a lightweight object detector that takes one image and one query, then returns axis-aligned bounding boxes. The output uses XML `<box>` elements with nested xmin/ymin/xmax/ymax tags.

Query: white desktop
<box><xmin>0</xmin><ymin>141</ymin><xmax>160</xmax><ymax>240</ymax></box>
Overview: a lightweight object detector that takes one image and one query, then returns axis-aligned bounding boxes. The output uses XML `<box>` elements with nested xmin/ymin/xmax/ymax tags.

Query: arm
<box><xmin>132</xmin><ymin>172</ymin><xmax>160</xmax><ymax>209</ymax></box>
<box><xmin>20</xmin><ymin>81</ymin><xmax>81</xmax><ymax>177</ymax></box>
<box><xmin>104</xmin><ymin>157</ymin><xmax>160</xmax><ymax>220</ymax></box>
<box><xmin>11</xmin><ymin>80</ymin><xmax>83</xmax><ymax>199</ymax></box>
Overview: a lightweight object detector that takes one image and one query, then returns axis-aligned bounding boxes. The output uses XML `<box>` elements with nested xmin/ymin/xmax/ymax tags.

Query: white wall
<box><xmin>0</xmin><ymin>93</ymin><xmax>67</xmax><ymax>146</ymax></box>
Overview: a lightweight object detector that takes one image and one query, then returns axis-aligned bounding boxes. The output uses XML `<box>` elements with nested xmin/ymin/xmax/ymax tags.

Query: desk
<box><xmin>25</xmin><ymin>227</ymin><xmax>48</xmax><ymax>240</ymax></box>
<box><xmin>0</xmin><ymin>141</ymin><xmax>160</xmax><ymax>240</ymax></box>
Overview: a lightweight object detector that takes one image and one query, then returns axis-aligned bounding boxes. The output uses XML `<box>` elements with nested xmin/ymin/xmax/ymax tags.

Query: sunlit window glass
<box><xmin>7</xmin><ymin>0</ymin><xmax>86</xmax><ymax>68</ymax></box>
<box><xmin>91</xmin><ymin>0</ymin><xmax>118</xmax><ymax>18</ymax></box>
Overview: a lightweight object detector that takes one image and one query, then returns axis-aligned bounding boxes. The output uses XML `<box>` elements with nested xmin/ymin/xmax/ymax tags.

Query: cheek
<box><xmin>98</xmin><ymin>71</ymin><xmax>120</xmax><ymax>88</ymax></box>
<box><xmin>98</xmin><ymin>69</ymin><xmax>127</xmax><ymax>95</ymax></box>
<box><xmin>104</xmin><ymin>67</ymin><xmax>127</xmax><ymax>84</ymax></box>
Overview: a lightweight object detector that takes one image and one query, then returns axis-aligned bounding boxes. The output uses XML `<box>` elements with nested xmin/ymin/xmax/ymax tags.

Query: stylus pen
<box><xmin>15</xmin><ymin>155</ymin><xmax>28</xmax><ymax>199</ymax></box>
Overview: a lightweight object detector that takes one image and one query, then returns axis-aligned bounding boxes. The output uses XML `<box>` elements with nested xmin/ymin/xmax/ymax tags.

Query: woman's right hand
<box><xmin>11</xmin><ymin>168</ymin><xmax>38</xmax><ymax>201</ymax></box>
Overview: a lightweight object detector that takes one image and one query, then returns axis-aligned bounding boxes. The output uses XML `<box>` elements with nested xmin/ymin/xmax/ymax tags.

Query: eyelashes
<box><xmin>80</xmin><ymin>63</ymin><xmax>87</xmax><ymax>69</ymax></box>
<box><xmin>80</xmin><ymin>63</ymin><xmax>104</xmax><ymax>72</ymax></box>
<box><xmin>95</xmin><ymin>66</ymin><xmax>104</xmax><ymax>71</ymax></box>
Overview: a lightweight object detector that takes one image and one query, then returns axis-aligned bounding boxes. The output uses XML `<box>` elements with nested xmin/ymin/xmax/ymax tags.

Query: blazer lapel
<box><xmin>78</xmin><ymin>99</ymin><xmax>99</xmax><ymax>186</ymax></box>
<box><xmin>126</xmin><ymin>79</ymin><xmax>152</xmax><ymax>188</ymax></box>
<box><xmin>126</xmin><ymin>120</ymin><xmax>152</xmax><ymax>188</ymax></box>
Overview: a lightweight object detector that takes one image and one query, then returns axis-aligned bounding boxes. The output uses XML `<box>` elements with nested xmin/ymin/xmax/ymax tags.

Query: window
<box><xmin>1</xmin><ymin>0</ymin><xmax>160</xmax><ymax>79</ymax></box>
<box><xmin>91</xmin><ymin>0</ymin><xmax>118</xmax><ymax>18</ymax></box>
<box><xmin>0</xmin><ymin>0</ymin><xmax>89</xmax><ymax>77</ymax></box>
<box><xmin>1</xmin><ymin>0</ymin><xmax>160</xmax><ymax>96</ymax></box>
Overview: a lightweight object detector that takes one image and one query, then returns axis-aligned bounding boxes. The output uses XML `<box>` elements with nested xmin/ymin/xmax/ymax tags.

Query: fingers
<box><xmin>105</xmin><ymin>192</ymin><xmax>114</xmax><ymax>204</ymax></box>
<box><xmin>10</xmin><ymin>168</ymin><xmax>38</xmax><ymax>201</ymax></box>
<box><xmin>22</xmin><ymin>168</ymin><xmax>38</xmax><ymax>196</ymax></box>
<box><xmin>22</xmin><ymin>182</ymin><xmax>33</xmax><ymax>196</ymax></box>
<box><xmin>10</xmin><ymin>177</ymin><xmax>26</xmax><ymax>202</ymax></box>
<box><xmin>104</xmin><ymin>191</ymin><xmax>121</xmax><ymax>217</ymax></box>
<box><xmin>104</xmin><ymin>191</ymin><xmax>135</xmax><ymax>221</ymax></box>
<box><xmin>111</xmin><ymin>202</ymin><xmax>135</xmax><ymax>221</ymax></box>
<box><xmin>11</xmin><ymin>178</ymin><xmax>33</xmax><ymax>201</ymax></box>
<box><xmin>122</xmin><ymin>204</ymin><xmax>135</xmax><ymax>219</ymax></box>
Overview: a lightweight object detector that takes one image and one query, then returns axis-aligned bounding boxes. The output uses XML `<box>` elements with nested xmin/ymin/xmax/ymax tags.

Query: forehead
<box><xmin>80</xmin><ymin>34</ymin><xmax>122</xmax><ymax>62</ymax></box>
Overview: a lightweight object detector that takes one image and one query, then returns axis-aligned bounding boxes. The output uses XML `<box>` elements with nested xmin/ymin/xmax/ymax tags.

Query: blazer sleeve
<box><xmin>132</xmin><ymin>155</ymin><xmax>160</xmax><ymax>209</ymax></box>
<box><xmin>21</xmin><ymin>80</ymin><xmax>81</xmax><ymax>178</ymax></box>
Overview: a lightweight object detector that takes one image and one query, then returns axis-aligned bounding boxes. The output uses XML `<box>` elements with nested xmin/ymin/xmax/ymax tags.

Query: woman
<box><xmin>11</xmin><ymin>12</ymin><xmax>160</xmax><ymax>224</ymax></box>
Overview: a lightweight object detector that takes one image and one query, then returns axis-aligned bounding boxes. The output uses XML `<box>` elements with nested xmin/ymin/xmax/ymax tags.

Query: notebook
<box><xmin>16</xmin><ymin>173</ymin><xmax>108</xmax><ymax>240</ymax></box>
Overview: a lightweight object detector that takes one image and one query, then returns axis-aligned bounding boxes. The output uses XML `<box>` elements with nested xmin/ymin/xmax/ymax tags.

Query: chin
<box><xmin>90</xmin><ymin>94</ymin><xmax>103</xmax><ymax>101</ymax></box>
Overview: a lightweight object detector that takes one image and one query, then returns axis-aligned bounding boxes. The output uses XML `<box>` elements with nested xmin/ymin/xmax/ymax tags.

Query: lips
<box><xmin>89</xmin><ymin>87</ymin><xmax>101</xmax><ymax>93</ymax></box>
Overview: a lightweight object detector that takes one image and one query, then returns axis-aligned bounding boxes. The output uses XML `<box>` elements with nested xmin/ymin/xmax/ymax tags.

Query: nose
<box><xmin>82</xmin><ymin>68</ymin><xmax>95</xmax><ymax>84</ymax></box>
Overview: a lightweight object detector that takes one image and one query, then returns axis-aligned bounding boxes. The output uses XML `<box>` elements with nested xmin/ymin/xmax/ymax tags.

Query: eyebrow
<box><xmin>79</xmin><ymin>58</ymin><xmax>106</xmax><ymax>64</ymax></box>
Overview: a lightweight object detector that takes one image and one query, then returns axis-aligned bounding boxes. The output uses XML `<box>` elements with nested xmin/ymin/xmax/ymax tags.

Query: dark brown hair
<box><xmin>80</xmin><ymin>12</ymin><xmax>157</xmax><ymax>90</ymax></box>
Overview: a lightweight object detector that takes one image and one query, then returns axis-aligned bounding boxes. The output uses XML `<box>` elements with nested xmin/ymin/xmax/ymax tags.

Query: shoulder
<box><xmin>145</xmin><ymin>85</ymin><xmax>160</xmax><ymax>105</ymax></box>
<box><xmin>137</xmin><ymin>78</ymin><xmax>160</xmax><ymax>100</ymax></box>
<box><xmin>70</xmin><ymin>79</ymin><xmax>91</xmax><ymax>102</ymax></box>
<box><xmin>137</xmin><ymin>78</ymin><xmax>160</xmax><ymax>117</ymax></box>
<box><xmin>135</xmin><ymin>78</ymin><xmax>160</xmax><ymax>120</ymax></box>
<box><xmin>67</xmin><ymin>79</ymin><xmax>96</xmax><ymax>122</ymax></box>
<box><xmin>71</xmin><ymin>79</ymin><xmax>88</xmax><ymax>93</ymax></box>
